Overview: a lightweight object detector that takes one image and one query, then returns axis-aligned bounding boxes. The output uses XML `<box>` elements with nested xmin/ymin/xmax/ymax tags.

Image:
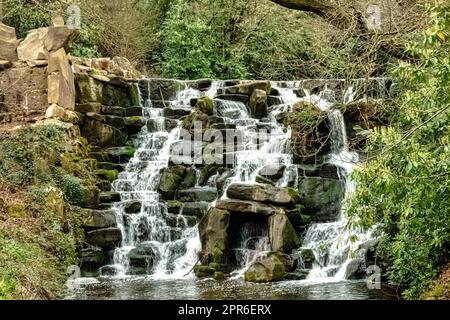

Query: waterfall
<box><xmin>104</xmin><ymin>77</ymin><xmax>385</xmax><ymax>283</ymax></box>
<box><xmin>110</xmin><ymin>83</ymin><xmax>208</xmax><ymax>279</ymax></box>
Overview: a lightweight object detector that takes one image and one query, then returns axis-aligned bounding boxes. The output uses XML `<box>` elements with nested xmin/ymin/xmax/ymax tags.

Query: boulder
<box><xmin>75</xmin><ymin>74</ymin><xmax>104</xmax><ymax>104</ymax></box>
<box><xmin>124</xmin><ymin>201</ymin><xmax>142</xmax><ymax>214</ymax></box>
<box><xmin>45</xmin><ymin>104</ymin><xmax>65</xmax><ymax>119</ymax></box>
<box><xmin>80</xmin><ymin>185</ymin><xmax>100</xmax><ymax>209</ymax></box>
<box><xmin>157</xmin><ymin>165</ymin><xmax>187</xmax><ymax>200</ymax></box>
<box><xmin>268</xmin><ymin>213</ymin><xmax>301</xmax><ymax>253</ymax></box>
<box><xmin>108</xmin><ymin>56</ymin><xmax>140</xmax><ymax>78</ymax></box>
<box><xmin>100</xmin><ymin>192</ymin><xmax>121</xmax><ymax>203</ymax></box>
<box><xmin>105</xmin><ymin>146</ymin><xmax>136</xmax><ymax>163</ymax></box>
<box><xmin>198</xmin><ymin>208</ymin><xmax>230</xmax><ymax>265</ymax></box>
<box><xmin>75</xmin><ymin>102</ymin><xmax>103</xmax><ymax>114</ymax></box>
<box><xmin>48</xmin><ymin>48</ymin><xmax>75</xmax><ymax>110</ymax></box>
<box><xmin>258</xmin><ymin>165</ymin><xmax>286</xmax><ymax>181</ymax></box>
<box><xmin>179</xmin><ymin>202</ymin><xmax>210</xmax><ymax>218</ymax></box>
<box><xmin>297</xmin><ymin>177</ymin><xmax>345</xmax><ymax>222</ymax></box>
<box><xmin>195</xmin><ymin>96</ymin><xmax>214</xmax><ymax>116</ymax></box>
<box><xmin>0</xmin><ymin>23</ymin><xmax>19</xmax><ymax>62</ymax></box>
<box><xmin>215</xmin><ymin>199</ymin><xmax>283</xmax><ymax>216</ymax></box>
<box><xmin>249</xmin><ymin>89</ymin><xmax>268</xmax><ymax>119</ymax></box>
<box><xmin>178</xmin><ymin>188</ymin><xmax>217</xmax><ymax>202</ymax></box>
<box><xmin>85</xmin><ymin>227</ymin><xmax>122</xmax><ymax>248</ymax></box>
<box><xmin>163</xmin><ymin>108</ymin><xmax>192</xmax><ymax>118</ymax></box>
<box><xmin>17</xmin><ymin>26</ymin><xmax>77</xmax><ymax>61</ymax></box>
<box><xmin>81</xmin><ymin>118</ymin><xmax>127</xmax><ymax>148</ymax></box>
<box><xmin>81</xmin><ymin>209</ymin><xmax>117</xmax><ymax>229</ymax></box>
<box><xmin>128</xmin><ymin>242</ymin><xmax>160</xmax><ymax>275</ymax></box>
<box><xmin>226</xmin><ymin>183</ymin><xmax>300</xmax><ymax>206</ymax></box>
<box><xmin>244</xmin><ymin>253</ymin><xmax>285</xmax><ymax>283</ymax></box>
<box><xmin>92</xmin><ymin>58</ymin><xmax>111</xmax><ymax>70</ymax></box>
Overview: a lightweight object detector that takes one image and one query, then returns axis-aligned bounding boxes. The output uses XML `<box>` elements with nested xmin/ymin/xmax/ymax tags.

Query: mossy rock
<box><xmin>194</xmin><ymin>265</ymin><xmax>215</xmax><ymax>278</ymax></box>
<box><xmin>157</xmin><ymin>165</ymin><xmax>187</xmax><ymax>200</ymax></box>
<box><xmin>195</xmin><ymin>96</ymin><xmax>214</xmax><ymax>116</ymax></box>
<box><xmin>244</xmin><ymin>253</ymin><xmax>285</xmax><ymax>283</ymax></box>
<box><xmin>96</xmin><ymin>169</ymin><xmax>119</xmax><ymax>182</ymax></box>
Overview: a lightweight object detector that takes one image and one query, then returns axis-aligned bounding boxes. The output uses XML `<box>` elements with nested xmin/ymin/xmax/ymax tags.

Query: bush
<box><xmin>60</xmin><ymin>175</ymin><xmax>85</xmax><ymax>206</ymax></box>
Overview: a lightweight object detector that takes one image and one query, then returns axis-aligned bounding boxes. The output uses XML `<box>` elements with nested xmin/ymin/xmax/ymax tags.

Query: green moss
<box><xmin>195</xmin><ymin>96</ymin><xmax>214</xmax><ymax>116</ymax></box>
<box><xmin>129</xmin><ymin>84</ymin><xmax>141</xmax><ymax>107</ymax></box>
<box><xmin>287</xmin><ymin>188</ymin><xmax>301</xmax><ymax>204</ymax></box>
<box><xmin>95</xmin><ymin>169</ymin><xmax>119</xmax><ymax>182</ymax></box>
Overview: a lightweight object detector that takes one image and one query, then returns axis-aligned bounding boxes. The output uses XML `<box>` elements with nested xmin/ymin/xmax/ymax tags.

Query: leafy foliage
<box><xmin>347</xmin><ymin>2</ymin><xmax>450</xmax><ymax>299</ymax></box>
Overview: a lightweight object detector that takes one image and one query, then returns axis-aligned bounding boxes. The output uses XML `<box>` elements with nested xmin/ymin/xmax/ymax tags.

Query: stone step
<box><xmin>105</xmin><ymin>146</ymin><xmax>136</xmax><ymax>163</ymax></box>
<box><xmin>96</xmin><ymin>179</ymin><xmax>112</xmax><ymax>192</ymax></box>
<box><xmin>215</xmin><ymin>94</ymin><xmax>249</xmax><ymax>104</ymax></box>
<box><xmin>166</xmin><ymin>213</ymin><xmax>198</xmax><ymax>228</ymax></box>
<box><xmin>163</xmin><ymin>108</ymin><xmax>192</xmax><ymax>119</ymax></box>
<box><xmin>81</xmin><ymin>209</ymin><xmax>117</xmax><ymax>229</ymax></box>
<box><xmin>98</xmin><ymin>203</ymin><xmax>113</xmax><ymax>210</ymax></box>
<box><xmin>178</xmin><ymin>188</ymin><xmax>217</xmax><ymax>202</ymax></box>
<box><xmin>97</xmin><ymin>162</ymin><xmax>125</xmax><ymax>172</ymax></box>
<box><xmin>101</xmin><ymin>106</ymin><xmax>126</xmax><ymax>117</ymax></box>
<box><xmin>85</xmin><ymin>227</ymin><xmax>122</xmax><ymax>248</ymax></box>
<box><xmin>124</xmin><ymin>116</ymin><xmax>145</xmax><ymax>134</ymax></box>
<box><xmin>226</xmin><ymin>183</ymin><xmax>300</xmax><ymax>206</ymax></box>
<box><xmin>100</xmin><ymin>191</ymin><xmax>121</xmax><ymax>204</ymax></box>
<box><xmin>215</xmin><ymin>199</ymin><xmax>283</xmax><ymax>216</ymax></box>
<box><xmin>167</xmin><ymin>201</ymin><xmax>210</xmax><ymax>218</ymax></box>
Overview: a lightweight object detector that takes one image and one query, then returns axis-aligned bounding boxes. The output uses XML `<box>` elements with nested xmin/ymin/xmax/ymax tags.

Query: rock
<box><xmin>297</xmin><ymin>164</ymin><xmax>340</xmax><ymax>180</ymax></box>
<box><xmin>124</xmin><ymin>201</ymin><xmax>142</xmax><ymax>214</ymax></box>
<box><xmin>178</xmin><ymin>188</ymin><xmax>217</xmax><ymax>202</ymax></box>
<box><xmin>17</xmin><ymin>26</ymin><xmax>77</xmax><ymax>61</ymax></box>
<box><xmin>45</xmin><ymin>104</ymin><xmax>65</xmax><ymax>119</ymax></box>
<box><xmin>95</xmin><ymin>169</ymin><xmax>119</xmax><ymax>182</ymax></box>
<box><xmin>219</xmin><ymin>81</ymin><xmax>271</xmax><ymax>95</ymax></box>
<box><xmin>297</xmin><ymin>177</ymin><xmax>345</xmax><ymax>222</ymax></box>
<box><xmin>194</xmin><ymin>265</ymin><xmax>215</xmax><ymax>278</ymax></box>
<box><xmin>244</xmin><ymin>253</ymin><xmax>285</xmax><ymax>283</ymax></box>
<box><xmin>26</xmin><ymin>60</ymin><xmax>48</xmax><ymax>67</ymax></box>
<box><xmin>81</xmin><ymin>209</ymin><xmax>117</xmax><ymax>229</ymax></box>
<box><xmin>341</xmin><ymin>258</ymin><xmax>366</xmax><ymax>280</ymax></box>
<box><xmin>81</xmin><ymin>185</ymin><xmax>100</xmax><ymax>209</ymax></box>
<box><xmin>163</xmin><ymin>108</ymin><xmax>191</xmax><ymax>118</ymax></box>
<box><xmin>213</xmin><ymin>271</ymin><xmax>226</xmax><ymax>281</ymax></box>
<box><xmin>91</xmin><ymin>58</ymin><xmax>111</xmax><ymax>70</ymax></box>
<box><xmin>226</xmin><ymin>183</ymin><xmax>300</xmax><ymax>206</ymax></box>
<box><xmin>63</xmin><ymin>110</ymin><xmax>81</xmax><ymax>124</ymax></box>
<box><xmin>0</xmin><ymin>23</ymin><xmax>19</xmax><ymax>62</ymax></box>
<box><xmin>125</xmin><ymin>106</ymin><xmax>143</xmax><ymax>117</ymax></box>
<box><xmin>81</xmin><ymin>118</ymin><xmax>128</xmax><ymax>148</ymax></box>
<box><xmin>268</xmin><ymin>213</ymin><xmax>301</xmax><ymax>253</ymax></box>
<box><xmin>128</xmin><ymin>242</ymin><xmax>160</xmax><ymax>275</ymax></box>
<box><xmin>249</xmin><ymin>89</ymin><xmax>268</xmax><ymax>119</ymax></box>
<box><xmin>105</xmin><ymin>146</ymin><xmax>136</xmax><ymax>163</ymax></box>
<box><xmin>215</xmin><ymin>94</ymin><xmax>249</xmax><ymax>104</ymax></box>
<box><xmin>99</xmin><ymin>265</ymin><xmax>121</xmax><ymax>277</ymax></box>
<box><xmin>104</xmin><ymin>115</ymin><xmax>125</xmax><ymax>129</ymax></box>
<box><xmin>108</xmin><ymin>56</ymin><xmax>140</xmax><ymax>78</ymax></box>
<box><xmin>198</xmin><ymin>208</ymin><xmax>230</xmax><ymax>265</ymax></box>
<box><xmin>124</xmin><ymin>116</ymin><xmax>144</xmax><ymax>134</ymax></box>
<box><xmin>284</xmin><ymin>271</ymin><xmax>309</xmax><ymax>280</ymax></box>
<box><xmin>85</xmin><ymin>227</ymin><xmax>122</xmax><ymax>248</ymax></box>
<box><xmin>0</xmin><ymin>60</ymin><xmax>12</xmax><ymax>70</ymax></box>
<box><xmin>100</xmin><ymin>192</ymin><xmax>121</xmax><ymax>203</ymax></box>
<box><xmin>139</xmin><ymin>79</ymin><xmax>186</xmax><ymax>101</ymax></box>
<box><xmin>48</xmin><ymin>48</ymin><xmax>75</xmax><ymax>110</ymax></box>
<box><xmin>91</xmin><ymin>73</ymin><xmax>111</xmax><ymax>83</ymax></box>
<box><xmin>44</xmin><ymin>26</ymin><xmax>78</xmax><ymax>52</ymax></box>
<box><xmin>101</xmin><ymin>106</ymin><xmax>125</xmax><ymax>117</ymax></box>
<box><xmin>295</xmin><ymin>248</ymin><xmax>316</xmax><ymax>269</ymax></box>
<box><xmin>80</xmin><ymin>246</ymin><xmax>105</xmax><ymax>274</ymax></box>
<box><xmin>215</xmin><ymin>199</ymin><xmax>283</xmax><ymax>216</ymax></box>
<box><xmin>258</xmin><ymin>165</ymin><xmax>286</xmax><ymax>180</ymax></box>
<box><xmin>52</xmin><ymin>16</ymin><xmax>65</xmax><ymax>27</ymax></box>
<box><xmin>75</xmin><ymin>102</ymin><xmax>103</xmax><ymax>114</ymax></box>
<box><xmin>75</xmin><ymin>74</ymin><xmax>104</xmax><ymax>103</ymax></box>
<box><xmin>195</xmin><ymin>96</ymin><xmax>214</xmax><ymax>116</ymax></box>
<box><xmin>157</xmin><ymin>165</ymin><xmax>187</xmax><ymax>199</ymax></box>
<box><xmin>179</xmin><ymin>202</ymin><xmax>210</xmax><ymax>218</ymax></box>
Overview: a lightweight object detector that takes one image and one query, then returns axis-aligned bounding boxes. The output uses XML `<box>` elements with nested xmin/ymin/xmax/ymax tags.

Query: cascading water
<box><xmin>109</xmin><ymin>82</ymin><xmax>205</xmax><ymax>279</ymax></box>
